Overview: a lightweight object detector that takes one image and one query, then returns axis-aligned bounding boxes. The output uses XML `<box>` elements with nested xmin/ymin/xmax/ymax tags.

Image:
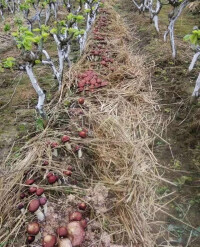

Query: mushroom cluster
<box><xmin>16</xmin><ymin>6</ymin><xmax>112</xmax><ymax>247</ymax></box>
<box><xmin>24</xmin><ymin>200</ymin><xmax>88</xmax><ymax>246</ymax></box>
<box><xmin>77</xmin><ymin>69</ymin><xmax>109</xmax><ymax>92</ymax></box>
<box><xmin>44</xmin><ymin>202</ymin><xmax>88</xmax><ymax>247</ymax></box>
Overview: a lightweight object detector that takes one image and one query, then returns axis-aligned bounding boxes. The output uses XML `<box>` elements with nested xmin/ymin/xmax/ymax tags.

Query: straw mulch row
<box><xmin>0</xmin><ymin>1</ymin><xmax>164</xmax><ymax>246</ymax></box>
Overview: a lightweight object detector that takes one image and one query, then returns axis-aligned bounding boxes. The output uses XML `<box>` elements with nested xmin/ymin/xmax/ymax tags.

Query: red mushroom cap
<box><xmin>74</xmin><ymin>145</ymin><xmax>80</xmax><ymax>152</ymax></box>
<box><xmin>36</xmin><ymin>188</ymin><xmax>44</xmax><ymax>196</ymax></box>
<box><xmin>67</xmin><ymin>166</ymin><xmax>73</xmax><ymax>171</ymax></box>
<box><xmin>39</xmin><ymin>197</ymin><xmax>47</xmax><ymax>206</ymax></box>
<box><xmin>48</xmin><ymin>175</ymin><xmax>58</xmax><ymax>184</ymax></box>
<box><xmin>56</xmin><ymin>226</ymin><xmax>68</xmax><ymax>238</ymax></box>
<box><xmin>50</xmin><ymin>142</ymin><xmax>58</xmax><ymax>149</ymax></box>
<box><xmin>27</xmin><ymin>222</ymin><xmax>40</xmax><ymax>235</ymax></box>
<box><xmin>61</xmin><ymin>135</ymin><xmax>70</xmax><ymax>143</ymax></box>
<box><xmin>69</xmin><ymin>212</ymin><xmax>83</xmax><ymax>222</ymax></box>
<box><xmin>47</xmin><ymin>172</ymin><xmax>53</xmax><ymax>178</ymax></box>
<box><xmin>28</xmin><ymin>199</ymin><xmax>40</xmax><ymax>213</ymax></box>
<box><xmin>25</xmin><ymin>179</ymin><xmax>35</xmax><ymax>185</ymax></box>
<box><xmin>78</xmin><ymin>131</ymin><xmax>87</xmax><ymax>138</ymax></box>
<box><xmin>42</xmin><ymin>235</ymin><xmax>57</xmax><ymax>247</ymax></box>
<box><xmin>63</xmin><ymin>170</ymin><xmax>72</xmax><ymax>177</ymax></box>
<box><xmin>66</xmin><ymin>221</ymin><xmax>85</xmax><ymax>246</ymax></box>
<box><xmin>43</xmin><ymin>160</ymin><xmax>49</xmax><ymax>166</ymax></box>
<box><xmin>29</xmin><ymin>187</ymin><xmax>37</xmax><ymax>194</ymax></box>
<box><xmin>78</xmin><ymin>203</ymin><xmax>87</xmax><ymax>211</ymax></box>
<box><xmin>78</xmin><ymin>98</ymin><xmax>85</xmax><ymax>105</ymax></box>
<box><xmin>27</xmin><ymin>236</ymin><xmax>35</xmax><ymax>244</ymax></box>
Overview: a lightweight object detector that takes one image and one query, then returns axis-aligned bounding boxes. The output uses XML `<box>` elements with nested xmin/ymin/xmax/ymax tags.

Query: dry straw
<box><xmin>0</xmin><ymin>1</ymin><xmax>166</xmax><ymax>246</ymax></box>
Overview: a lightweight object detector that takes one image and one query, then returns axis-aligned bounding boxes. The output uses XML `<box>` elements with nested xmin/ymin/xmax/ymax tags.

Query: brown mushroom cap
<box><xmin>66</xmin><ymin>221</ymin><xmax>85</xmax><ymax>247</ymax></box>
<box><xmin>28</xmin><ymin>199</ymin><xmax>40</xmax><ymax>213</ymax></box>
<box><xmin>42</xmin><ymin>235</ymin><xmax>57</xmax><ymax>247</ymax></box>
<box><xmin>36</xmin><ymin>188</ymin><xmax>44</xmax><ymax>196</ymax></box>
<box><xmin>69</xmin><ymin>212</ymin><xmax>82</xmax><ymax>222</ymax></box>
<box><xmin>57</xmin><ymin>226</ymin><xmax>68</xmax><ymax>238</ymax></box>
<box><xmin>27</xmin><ymin>222</ymin><xmax>40</xmax><ymax>235</ymax></box>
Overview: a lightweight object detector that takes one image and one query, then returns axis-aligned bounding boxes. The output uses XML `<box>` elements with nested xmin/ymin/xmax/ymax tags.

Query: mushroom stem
<box><xmin>65</xmin><ymin>143</ymin><xmax>72</xmax><ymax>151</ymax></box>
<box><xmin>20</xmin><ymin>208</ymin><xmax>25</xmax><ymax>214</ymax></box>
<box><xmin>78</xmin><ymin>148</ymin><xmax>82</xmax><ymax>159</ymax></box>
<box><xmin>43</xmin><ymin>202</ymin><xmax>48</xmax><ymax>216</ymax></box>
<box><xmin>35</xmin><ymin>207</ymin><xmax>45</xmax><ymax>221</ymax></box>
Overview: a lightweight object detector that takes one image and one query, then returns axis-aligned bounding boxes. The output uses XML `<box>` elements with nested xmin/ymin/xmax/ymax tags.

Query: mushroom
<box><xmin>28</xmin><ymin>199</ymin><xmax>45</xmax><ymax>221</ymax></box>
<box><xmin>25</xmin><ymin>179</ymin><xmax>35</xmax><ymax>185</ymax></box>
<box><xmin>42</xmin><ymin>235</ymin><xmax>57</xmax><ymax>247</ymax></box>
<box><xmin>27</xmin><ymin>236</ymin><xmax>35</xmax><ymax>244</ymax></box>
<box><xmin>58</xmin><ymin>238</ymin><xmax>72</xmax><ymax>247</ymax></box>
<box><xmin>78</xmin><ymin>203</ymin><xmax>87</xmax><ymax>211</ymax></box>
<box><xmin>39</xmin><ymin>197</ymin><xmax>48</xmax><ymax>215</ymax></box>
<box><xmin>36</xmin><ymin>188</ymin><xmax>45</xmax><ymax>197</ymax></box>
<box><xmin>61</xmin><ymin>136</ymin><xmax>71</xmax><ymax>151</ymax></box>
<box><xmin>66</xmin><ymin>221</ymin><xmax>85</xmax><ymax>246</ymax></box>
<box><xmin>20</xmin><ymin>193</ymin><xmax>27</xmax><ymax>199</ymax></box>
<box><xmin>27</xmin><ymin>222</ymin><xmax>40</xmax><ymax>235</ymax></box>
<box><xmin>69</xmin><ymin>212</ymin><xmax>82</xmax><ymax>222</ymax></box>
<box><xmin>43</xmin><ymin>160</ymin><xmax>49</xmax><ymax>166</ymax></box>
<box><xmin>17</xmin><ymin>203</ymin><xmax>25</xmax><ymax>214</ymax></box>
<box><xmin>63</xmin><ymin>170</ymin><xmax>72</xmax><ymax>177</ymax></box>
<box><xmin>61</xmin><ymin>135</ymin><xmax>70</xmax><ymax>143</ymax></box>
<box><xmin>29</xmin><ymin>187</ymin><xmax>37</xmax><ymax>194</ymax></box>
<box><xmin>48</xmin><ymin>175</ymin><xmax>58</xmax><ymax>184</ymax></box>
<box><xmin>57</xmin><ymin>226</ymin><xmax>68</xmax><ymax>238</ymax></box>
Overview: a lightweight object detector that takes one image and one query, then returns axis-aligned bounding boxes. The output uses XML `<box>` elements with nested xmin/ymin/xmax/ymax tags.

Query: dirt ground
<box><xmin>115</xmin><ymin>0</ymin><xmax>200</xmax><ymax>246</ymax></box>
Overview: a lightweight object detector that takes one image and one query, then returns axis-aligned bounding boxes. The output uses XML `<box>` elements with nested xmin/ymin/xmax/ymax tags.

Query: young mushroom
<box><xmin>57</xmin><ymin>226</ymin><xmax>68</xmax><ymax>238</ymax></box>
<box><xmin>20</xmin><ymin>193</ymin><xmax>27</xmax><ymax>199</ymax></box>
<box><xmin>28</xmin><ymin>199</ymin><xmax>45</xmax><ymax>221</ymax></box>
<box><xmin>61</xmin><ymin>135</ymin><xmax>71</xmax><ymax>151</ymax></box>
<box><xmin>39</xmin><ymin>197</ymin><xmax>48</xmax><ymax>215</ymax></box>
<box><xmin>17</xmin><ymin>203</ymin><xmax>25</xmax><ymax>214</ymax></box>
<box><xmin>78</xmin><ymin>203</ymin><xmax>87</xmax><ymax>211</ymax></box>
